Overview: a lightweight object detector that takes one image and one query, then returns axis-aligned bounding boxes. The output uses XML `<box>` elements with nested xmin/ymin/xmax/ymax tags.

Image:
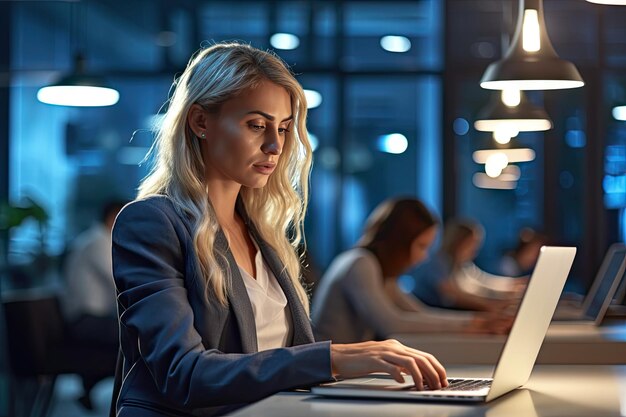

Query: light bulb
<box><xmin>501</xmin><ymin>89</ymin><xmax>521</xmax><ymax>107</ymax></box>
<box><xmin>522</xmin><ymin>9</ymin><xmax>541</xmax><ymax>52</ymax></box>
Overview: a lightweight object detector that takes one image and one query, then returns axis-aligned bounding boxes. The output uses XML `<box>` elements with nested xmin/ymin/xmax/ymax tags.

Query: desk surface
<box><xmin>227</xmin><ymin>365</ymin><xmax>626</xmax><ymax>417</ymax></box>
<box><xmin>392</xmin><ymin>322</ymin><xmax>626</xmax><ymax>365</ymax></box>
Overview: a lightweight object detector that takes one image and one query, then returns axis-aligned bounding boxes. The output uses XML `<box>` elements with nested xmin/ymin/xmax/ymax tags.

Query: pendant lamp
<box><xmin>474</xmin><ymin>89</ymin><xmax>552</xmax><ymax>144</ymax></box>
<box><xmin>480</xmin><ymin>0</ymin><xmax>584</xmax><ymax>90</ymax></box>
<box><xmin>37</xmin><ymin>1</ymin><xmax>119</xmax><ymax>107</ymax></box>
<box><xmin>586</xmin><ymin>0</ymin><xmax>626</xmax><ymax>4</ymax></box>
<box><xmin>37</xmin><ymin>53</ymin><xmax>120</xmax><ymax>107</ymax></box>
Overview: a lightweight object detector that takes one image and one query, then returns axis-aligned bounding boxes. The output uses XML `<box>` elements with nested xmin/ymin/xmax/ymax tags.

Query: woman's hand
<box><xmin>330</xmin><ymin>339</ymin><xmax>448</xmax><ymax>390</ymax></box>
<box><xmin>468</xmin><ymin>312</ymin><xmax>514</xmax><ymax>335</ymax></box>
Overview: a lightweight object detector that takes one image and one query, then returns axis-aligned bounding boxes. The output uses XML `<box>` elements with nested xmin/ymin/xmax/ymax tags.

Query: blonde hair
<box><xmin>138</xmin><ymin>42</ymin><xmax>312</xmax><ymax>311</ymax></box>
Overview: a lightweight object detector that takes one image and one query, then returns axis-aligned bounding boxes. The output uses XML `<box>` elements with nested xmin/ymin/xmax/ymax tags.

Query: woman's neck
<box><xmin>205</xmin><ymin>178</ymin><xmax>242</xmax><ymax>226</ymax></box>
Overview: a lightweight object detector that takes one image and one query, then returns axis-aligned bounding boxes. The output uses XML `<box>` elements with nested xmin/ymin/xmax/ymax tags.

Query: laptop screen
<box><xmin>583</xmin><ymin>249</ymin><xmax>626</xmax><ymax>320</ymax></box>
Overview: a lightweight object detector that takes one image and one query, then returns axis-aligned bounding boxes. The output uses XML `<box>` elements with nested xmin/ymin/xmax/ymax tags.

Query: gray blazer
<box><xmin>111</xmin><ymin>196</ymin><xmax>331</xmax><ymax>417</ymax></box>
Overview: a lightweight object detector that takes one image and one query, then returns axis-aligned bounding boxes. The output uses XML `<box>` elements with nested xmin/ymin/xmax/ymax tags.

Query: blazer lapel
<box><xmin>215</xmin><ymin>228</ymin><xmax>259</xmax><ymax>353</ymax></box>
<box><xmin>236</xmin><ymin>199</ymin><xmax>315</xmax><ymax>346</ymax></box>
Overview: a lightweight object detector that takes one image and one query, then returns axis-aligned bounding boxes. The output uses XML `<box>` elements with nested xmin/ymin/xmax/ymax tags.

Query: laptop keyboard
<box><xmin>424</xmin><ymin>378</ymin><xmax>492</xmax><ymax>391</ymax></box>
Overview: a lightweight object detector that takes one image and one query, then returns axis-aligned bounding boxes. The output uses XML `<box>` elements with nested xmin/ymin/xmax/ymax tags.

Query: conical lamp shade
<box><xmin>474</xmin><ymin>91</ymin><xmax>553</xmax><ymax>132</ymax></box>
<box><xmin>586</xmin><ymin>0</ymin><xmax>626</xmax><ymax>4</ymax></box>
<box><xmin>481</xmin><ymin>0</ymin><xmax>584</xmax><ymax>90</ymax></box>
<box><xmin>37</xmin><ymin>54</ymin><xmax>119</xmax><ymax>107</ymax></box>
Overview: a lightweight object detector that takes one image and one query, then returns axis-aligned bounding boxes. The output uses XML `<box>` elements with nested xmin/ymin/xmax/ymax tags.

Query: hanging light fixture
<box><xmin>474</xmin><ymin>89</ymin><xmax>552</xmax><ymax>144</ymax></box>
<box><xmin>586</xmin><ymin>0</ymin><xmax>626</xmax><ymax>4</ymax></box>
<box><xmin>37</xmin><ymin>1</ymin><xmax>119</xmax><ymax>107</ymax></box>
<box><xmin>480</xmin><ymin>0</ymin><xmax>584</xmax><ymax>91</ymax></box>
<box><xmin>37</xmin><ymin>53</ymin><xmax>119</xmax><ymax>107</ymax></box>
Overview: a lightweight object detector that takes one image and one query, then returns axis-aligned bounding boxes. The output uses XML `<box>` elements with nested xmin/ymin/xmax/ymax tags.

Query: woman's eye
<box><xmin>278</xmin><ymin>127</ymin><xmax>291</xmax><ymax>134</ymax></box>
<box><xmin>249</xmin><ymin>124</ymin><xmax>265</xmax><ymax>131</ymax></box>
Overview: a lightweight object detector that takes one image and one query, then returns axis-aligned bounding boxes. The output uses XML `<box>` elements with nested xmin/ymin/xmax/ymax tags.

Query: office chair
<box><xmin>3</xmin><ymin>291</ymin><xmax>117</xmax><ymax>417</ymax></box>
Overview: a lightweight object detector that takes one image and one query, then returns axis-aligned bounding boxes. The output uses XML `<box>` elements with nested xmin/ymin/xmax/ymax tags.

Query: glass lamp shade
<box><xmin>480</xmin><ymin>0</ymin><xmax>584</xmax><ymax>90</ymax></box>
<box><xmin>37</xmin><ymin>54</ymin><xmax>119</xmax><ymax>107</ymax></box>
<box><xmin>474</xmin><ymin>91</ymin><xmax>552</xmax><ymax>132</ymax></box>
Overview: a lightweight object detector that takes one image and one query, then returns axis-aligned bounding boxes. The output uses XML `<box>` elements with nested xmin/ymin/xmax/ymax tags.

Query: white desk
<box><xmin>392</xmin><ymin>322</ymin><xmax>626</xmax><ymax>365</ymax></box>
<box><xmin>227</xmin><ymin>365</ymin><xmax>626</xmax><ymax>417</ymax></box>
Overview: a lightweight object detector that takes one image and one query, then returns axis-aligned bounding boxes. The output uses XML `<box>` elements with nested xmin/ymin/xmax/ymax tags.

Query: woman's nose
<box><xmin>262</xmin><ymin>132</ymin><xmax>282</xmax><ymax>155</ymax></box>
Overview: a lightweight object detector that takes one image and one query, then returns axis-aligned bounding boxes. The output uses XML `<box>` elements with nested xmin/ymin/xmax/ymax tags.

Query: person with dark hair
<box><xmin>412</xmin><ymin>219</ymin><xmax>524</xmax><ymax>312</ymax></box>
<box><xmin>61</xmin><ymin>199</ymin><xmax>127</xmax><ymax>408</ymax></box>
<box><xmin>311</xmin><ymin>198</ymin><xmax>504</xmax><ymax>344</ymax></box>
<box><xmin>62</xmin><ymin>199</ymin><xmax>127</xmax><ymax>337</ymax></box>
<box><xmin>499</xmin><ymin>227</ymin><xmax>547</xmax><ymax>276</ymax></box>
<box><xmin>111</xmin><ymin>43</ymin><xmax>448</xmax><ymax>417</ymax></box>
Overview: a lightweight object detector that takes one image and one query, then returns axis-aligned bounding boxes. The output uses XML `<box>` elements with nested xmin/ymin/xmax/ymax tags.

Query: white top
<box><xmin>239</xmin><ymin>248</ymin><xmax>292</xmax><ymax>351</ymax></box>
<box><xmin>62</xmin><ymin>223</ymin><xmax>117</xmax><ymax>320</ymax></box>
<box><xmin>455</xmin><ymin>262</ymin><xmax>517</xmax><ymax>299</ymax></box>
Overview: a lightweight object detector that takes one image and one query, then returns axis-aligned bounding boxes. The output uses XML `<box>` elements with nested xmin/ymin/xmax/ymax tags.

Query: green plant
<box><xmin>0</xmin><ymin>197</ymin><xmax>49</xmax><ymax>231</ymax></box>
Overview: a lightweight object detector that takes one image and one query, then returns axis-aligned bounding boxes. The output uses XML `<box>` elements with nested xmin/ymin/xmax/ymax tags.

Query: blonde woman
<box><xmin>111</xmin><ymin>42</ymin><xmax>447</xmax><ymax>417</ymax></box>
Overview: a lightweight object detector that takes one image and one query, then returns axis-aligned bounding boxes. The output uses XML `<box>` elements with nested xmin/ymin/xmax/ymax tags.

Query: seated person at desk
<box><xmin>499</xmin><ymin>227</ymin><xmax>547</xmax><ymax>276</ymax></box>
<box><xmin>311</xmin><ymin>198</ymin><xmax>508</xmax><ymax>344</ymax></box>
<box><xmin>412</xmin><ymin>219</ymin><xmax>525</xmax><ymax>312</ymax></box>
<box><xmin>61</xmin><ymin>199</ymin><xmax>126</xmax><ymax>408</ymax></box>
<box><xmin>111</xmin><ymin>42</ymin><xmax>448</xmax><ymax>417</ymax></box>
<box><xmin>62</xmin><ymin>200</ymin><xmax>126</xmax><ymax>341</ymax></box>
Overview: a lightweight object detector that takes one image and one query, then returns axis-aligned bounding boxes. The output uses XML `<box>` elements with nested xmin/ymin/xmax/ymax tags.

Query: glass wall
<box><xmin>5</xmin><ymin>0</ymin><xmax>444</xmax><ymax>286</ymax></box>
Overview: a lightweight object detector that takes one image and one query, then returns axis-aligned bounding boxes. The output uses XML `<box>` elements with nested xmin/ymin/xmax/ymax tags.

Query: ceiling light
<box><xmin>485</xmin><ymin>153</ymin><xmax>509</xmax><ymax>177</ymax></box>
<box><xmin>480</xmin><ymin>0</ymin><xmax>584</xmax><ymax>90</ymax></box>
<box><xmin>475</xmin><ymin>90</ymin><xmax>552</xmax><ymax>133</ymax></box>
<box><xmin>473</xmin><ymin>148</ymin><xmax>535</xmax><ymax>164</ymax></box>
<box><xmin>377</xmin><ymin>133</ymin><xmax>408</xmax><ymax>154</ymax></box>
<box><xmin>308</xmin><ymin>132</ymin><xmax>319</xmax><ymax>152</ymax></box>
<box><xmin>499</xmin><ymin>165</ymin><xmax>522</xmax><ymax>181</ymax></box>
<box><xmin>613</xmin><ymin>106</ymin><xmax>626</xmax><ymax>121</ymax></box>
<box><xmin>380</xmin><ymin>36</ymin><xmax>411</xmax><ymax>53</ymax></box>
<box><xmin>493</xmin><ymin>129</ymin><xmax>516</xmax><ymax>144</ymax></box>
<box><xmin>473</xmin><ymin>173</ymin><xmax>518</xmax><ymax>189</ymax></box>
<box><xmin>304</xmin><ymin>89</ymin><xmax>323</xmax><ymax>109</ymax></box>
<box><xmin>37</xmin><ymin>54</ymin><xmax>119</xmax><ymax>107</ymax></box>
<box><xmin>586</xmin><ymin>0</ymin><xmax>626</xmax><ymax>4</ymax></box>
<box><xmin>270</xmin><ymin>33</ymin><xmax>300</xmax><ymax>50</ymax></box>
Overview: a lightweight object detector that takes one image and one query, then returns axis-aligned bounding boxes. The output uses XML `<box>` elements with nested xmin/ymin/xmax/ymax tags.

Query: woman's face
<box><xmin>199</xmin><ymin>80</ymin><xmax>293</xmax><ymax>189</ymax></box>
<box><xmin>455</xmin><ymin>231</ymin><xmax>483</xmax><ymax>263</ymax></box>
<box><xmin>408</xmin><ymin>225</ymin><xmax>438</xmax><ymax>268</ymax></box>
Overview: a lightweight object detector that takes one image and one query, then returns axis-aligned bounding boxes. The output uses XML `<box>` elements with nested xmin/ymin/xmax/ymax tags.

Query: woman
<box><xmin>412</xmin><ymin>219</ymin><xmax>524</xmax><ymax>312</ymax></box>
<box><xmin>499</xmin><ymin>227</ymin><xmax>547</xmax><ymax>276</ymax></box>
<box><xmin>111</xmin><ymin>42</ymin><xmax>447</xmax><ymax>417</ymax></box>
<box><xmin>311</xmin><ymin>198</ymin><xmax>505</xmax><ymax>344</ymax></box>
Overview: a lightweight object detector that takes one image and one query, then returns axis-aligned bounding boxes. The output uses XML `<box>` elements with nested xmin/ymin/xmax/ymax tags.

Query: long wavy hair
<box><xmin>137</xmin><ymin>42</ymin><xmax>312</xmax><ymax>311</ymax></box>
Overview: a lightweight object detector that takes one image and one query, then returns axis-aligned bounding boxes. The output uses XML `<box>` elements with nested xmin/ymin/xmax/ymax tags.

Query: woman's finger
<box><xmin>381</xmin><ymin>352</ymin><xmax>425</xmax><ymax>390</ymax></box>
<box><xmin>403</xmin><ymin>347</ymin><xmax>448</xmax><ymax>386</ymax></box>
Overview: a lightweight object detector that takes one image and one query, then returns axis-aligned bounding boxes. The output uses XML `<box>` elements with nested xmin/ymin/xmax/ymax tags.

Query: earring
<box><xmin>200</xmin><ymin>132</ymin><xmax>206</xmax><ymax>139</ymax></box>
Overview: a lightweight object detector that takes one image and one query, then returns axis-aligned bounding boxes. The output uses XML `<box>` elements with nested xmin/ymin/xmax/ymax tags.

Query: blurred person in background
<box><xmin>61</xmin><ymin>199</ymin><xmax>126</xmax><ymax>408</ymax></box>
<box><xmin>499</xmin><ymin>227</ymin><xmax>547</xmax><ymax>277</ymax></box>
<box><xmin>311</xmin><ymin>198</ymin><xmax>510</xmax><ymax>344</ymax></box>
<box><xmin>412</xmin><ymin>219</ymin><xmax>525</xmax><ymax>312</ymax></box>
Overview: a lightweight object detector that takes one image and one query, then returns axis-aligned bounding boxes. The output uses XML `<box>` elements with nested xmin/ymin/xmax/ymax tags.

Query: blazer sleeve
<box><xmin>112</xmin><ymin>200</ymin><xmax>332</xmax><ymax>408</ymax></box>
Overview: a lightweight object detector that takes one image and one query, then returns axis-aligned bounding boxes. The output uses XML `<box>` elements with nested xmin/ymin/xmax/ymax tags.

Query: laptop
<box><xmin>311</xmin><ymin>246</ymin><xmax>576</xmax><ymax>403</ymax></box>
<box><xmin>552</xmin><ymin>243</ymin><xmax>626</xmax><ymax>325</ymax></box>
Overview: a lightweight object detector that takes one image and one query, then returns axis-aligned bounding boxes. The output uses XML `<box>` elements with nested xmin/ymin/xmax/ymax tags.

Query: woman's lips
<box><xmin>253</xmin><ymin>162</ymin><xmax>276</xmax><ymax>175</ymax></box>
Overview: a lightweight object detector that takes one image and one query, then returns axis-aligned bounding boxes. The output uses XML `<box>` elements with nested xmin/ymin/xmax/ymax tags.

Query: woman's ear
<box><xmin>187</xmin><ymin>104</ymin><xmax>211</xmax><ymax>138</ymax></box>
